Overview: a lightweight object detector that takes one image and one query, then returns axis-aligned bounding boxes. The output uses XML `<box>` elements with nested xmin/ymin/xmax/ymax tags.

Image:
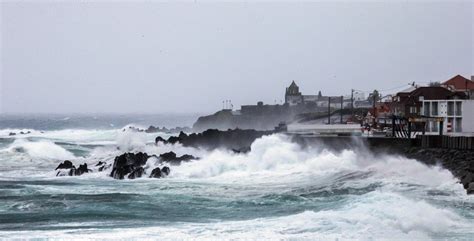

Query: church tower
<box><xmin>285</xmin><ymin>80</ymin><xmax>303</xmax><ymax>105</ymax></box>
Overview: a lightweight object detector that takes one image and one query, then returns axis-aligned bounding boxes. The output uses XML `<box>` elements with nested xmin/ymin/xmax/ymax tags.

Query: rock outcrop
<box><xmin>158</xmin><ymin>151</ymin><xmax>197</xmax><ymax>165</ymax></box>
<box><xmin>149</xmin><ymin>166</ymin><xmax>171</xmax><ymax>178</ymax></box>
<box><xmin>110</xmin><ymin>152</ymin><xmax>150</xmax><ymax>180</ymax></box>
<box><xmin>55</xmin><ymin>161</ymin><xmax>91</xmax><ymax>176</ymax></box>
<box><xmin>155</xmin><ymin>128</ymin><xmax>273</xmax><ymax>150</ymax></box>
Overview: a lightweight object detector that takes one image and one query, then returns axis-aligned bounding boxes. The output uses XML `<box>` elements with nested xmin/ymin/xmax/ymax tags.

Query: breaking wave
<box><xmin>0</xmin><ymin>128</ymin><xmax>473</xmax><ymax>239</ymax></box>
<box><xmin>5</xmin><ymin>139</ymin><xmax>76</xmax><ymax>160</ymax></box>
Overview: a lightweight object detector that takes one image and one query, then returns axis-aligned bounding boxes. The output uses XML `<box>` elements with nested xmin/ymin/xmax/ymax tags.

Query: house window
<box><xmin>423</xmin><ymin>103</ymin><xmax>430</xmax><ymax>116</ymax></box>
<box><xmin>431</xmin><ymin>102</ymin><xmax>438</xmax><ymax>116</ymax></box>
<box><xmin>431</xmin><ymin>120</ymin><xmax>438</xmax><ymax>132</ymax></box>
<box><xmin>455</xmin><ymin>102</ymin><xmax>462</xmax><ymax>116</ymax></box>
<box><xmin>455</xmin><ymin>118</ymin><xmax>462</xmax><ymax>132</ymax></box>
<box><xmin>410</xmin><ymin>106</ymin><xmax>417</xmax><ymax>114</ymax></box>
<box><xmin>447</xmin><ymin>102</ymin><xmax>454</xmax><ymax>116</ymax></box>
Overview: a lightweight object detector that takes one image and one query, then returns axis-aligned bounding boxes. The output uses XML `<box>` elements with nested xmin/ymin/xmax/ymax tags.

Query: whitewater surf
<box><xmin>0</xmin><ymin>123</ymin><xmax>473</xmax><ymax>239</ymax></box>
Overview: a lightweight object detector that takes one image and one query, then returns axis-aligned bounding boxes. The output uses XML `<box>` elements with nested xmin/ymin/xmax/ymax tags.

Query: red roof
<box><xmin>443</xmin><ymin>75</ymin><xmax>474</xmax><ymax>90</ymax></box>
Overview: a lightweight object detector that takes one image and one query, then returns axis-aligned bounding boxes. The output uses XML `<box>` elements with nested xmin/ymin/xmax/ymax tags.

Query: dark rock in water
<box><xmin>56</xmin><ymin>162</ymin><xmax>91</xmax><ymax>177</ymax></box>
<box><xmin>461</xmin><ymin>173</ymin><xmax>474</xmax><ymax>189</ymax></box>
<box><xmin>55</xmin><ymin>160</ymin><xmax>75</xmax><ymax>170</ymax></box>
<box><xmin>232</xmin><ymin>146</ymin><xmax>251</xmax><ymax>154</ymax></box>
<box><xmin>96</xmin><ymin>161</ymin><xmax>105</xmax><ymax>166</ymax></box>
<box><xmin>158</xmin><ymin>128</ymin><xmax>273</xmax><ymax>150</ymax></box>
<box><xmin>158</xmin><ymin>151</ymin><xmax>197</xmax><ymax>165</ymax></box>
<box><xmin>110</xmin><ymin>152</ymin><xmax>149</xmax><ymax>180</ymax></box>
<box><xmin>8</xmin><ymin>132</ymin><xmax>16</xmax><ymax>136</ymax></box>
<box><xmin>98</xmin><ymin>163</ymin><xmax>111</xmax><ymax>172</ymax></box>
<box><xmin>155</xmin><ymin>136</ymin><xmax>167</xmax><ymax>144</ymax></box>
<box><xmin>167</xmin><ymin>136</ymin><xmax>181</xmax><ymax>144</ymax></box>
<box><xmin>146</xmin><ymin>125</ymin><xmax>191</xmax><ymax>134</ymax></box>
<box><xmin>160</xmin><ymin>151</ymin><xmax>177</xmax><ymax>160</ymax></box>
<box><xmin>150</xmin><ymin>167</ymin><xmax>162</xmax><ymax>178</ymax></box>
<box><xmin>128</xmin><ymin>167</ymin><xmax>145</xmax><ymax>179</ymax></box>
<box><xmin>179</xmin><ymin>154</ymin><xmax>195</xmax><ymax>161</ymax></box>
<box><xmin>161</xmin><ymin>166</ymin><xmax>170</xmax><ymax>176</ymax></box>
<box><xmin>69</xmin><ymin>163</ymin><xmax>91</xmax><ymax>176</ymax></box>
<box><xmin>467</xmin><ymin>183</ymin><xmax>474</xmax><ymax>195</ymax></box>
<box><xmin>149</xmin><ymin>166</ymin><xmax>170</xmax><ymax>178</ymax></box>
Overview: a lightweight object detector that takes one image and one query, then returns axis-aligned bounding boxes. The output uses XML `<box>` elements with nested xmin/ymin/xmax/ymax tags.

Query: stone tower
<box><xmin>285</xmin><ymin>80</ymin><xmax>303</xmax><ymax>105</ymax></box>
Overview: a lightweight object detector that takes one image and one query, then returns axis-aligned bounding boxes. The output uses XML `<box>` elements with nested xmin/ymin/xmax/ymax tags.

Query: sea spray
<box><xmin>0</xmin><ymin>128</ymin><xmax>473</xmax><ymax>239</ymax></box>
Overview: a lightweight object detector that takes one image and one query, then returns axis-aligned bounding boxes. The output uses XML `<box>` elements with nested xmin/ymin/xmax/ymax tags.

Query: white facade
<box><xmin>421</xmin><ymin>99</ymin><xmax>474</xmax><ymax>136</ymax></box>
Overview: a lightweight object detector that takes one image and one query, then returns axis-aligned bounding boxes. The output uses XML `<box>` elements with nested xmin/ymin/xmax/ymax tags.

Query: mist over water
<box><xmin>0</xmin><ymin>115</ymin><xmax>473</xmax><ymax>239</ymax></box>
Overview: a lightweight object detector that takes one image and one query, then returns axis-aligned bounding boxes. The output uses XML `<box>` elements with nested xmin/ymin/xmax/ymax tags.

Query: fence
<box><xmin>418</xmin><ymin>135</ymin><xmax>474</xmax><ymax>150</ymax></box>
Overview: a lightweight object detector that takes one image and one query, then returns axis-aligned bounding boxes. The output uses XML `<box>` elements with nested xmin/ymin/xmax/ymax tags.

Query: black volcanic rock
<box><xmin>69</xmin><ymin>163</ymin><xmax>91</xmax><ymax>176</ymax></box>
<box><xmin>150</xmin><ymin>167</ymin><xmax>162</xmax><ymax>178</ymax></box>
<box><xmin>467</xmin><ymin>183</ymin><xmax>474</xmax><ymax>195</ymax></box>
<box><xmin>55</xmin><ymin>160</ymin><xmax>74</xmax><ymax>170</ymax></box>
<box><xmin>155</xmin><ymin>136</ymin><xmax>167</xmax><ymax>144</ymax></box>
<box><xmin>161</xmin><ymin>166</ymin><xmax>170</xmax><ymax>176</ymax></box>
<box><xmin>232</xmin><ymin>146</ymin><xmax>251</xmax><ymax>154</ymax></box>
<box><xmin>110</xmin><ymin>152</ymin><xmax>149</xmax><ymax>180</ymax></box>
<box><xmin>56</xmin><ymin>162</ymin><xmax>91</xmax><ymax>176</ymax></box>
<box><xmin>461</xmin><ymin>173</ymin><xmax>474</xmax><ymax>189</ymax></box>
<box><xmin>155</xmin><ymin>128</ymin><xmax>273</xmax><ymax>150</ymax></box>
<box><xmin>128</xmin><ymin>167</ymin><xmax>145</xmax><ymax>179</ymax></box>
<box><xmin>158</xmin><ymin>151</ymin><xmax>197</xmax><ymax>165</ymax></box>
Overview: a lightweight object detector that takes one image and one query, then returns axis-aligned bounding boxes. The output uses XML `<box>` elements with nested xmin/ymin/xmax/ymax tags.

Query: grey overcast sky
<box><xmin>1</xmin><ymin>1</ymin><xmax>473</xmax><ymax>114</ymax></box>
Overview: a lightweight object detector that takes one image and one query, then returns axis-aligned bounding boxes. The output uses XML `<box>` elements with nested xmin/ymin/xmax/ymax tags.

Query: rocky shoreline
<box><xmin>54</xmin><ymin>128</ymin><xmax>473</xmax><ymax>194</ymax></box>
<box><xmin>403</xmin><ymin>147</ymin><xmax>474</xmax><ymax>194</ymax></box>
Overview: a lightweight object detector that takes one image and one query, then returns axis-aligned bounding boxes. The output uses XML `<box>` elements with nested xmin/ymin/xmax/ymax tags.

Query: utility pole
<box><xmin>351</xmin><ymin>89</ymin><xmax>354</xmax><ymax>121</ymax></box>
<box><xmin>340</xmin><ymin>95</ymin><xmax>343</xmax><ymax>124</ymax></box>
<box><xmin>328</xmin><ymin>97</ymin><xmax>331</xmax><ymax>125</ymax></box>
<box><xmin>466</xmin><ymin>78</ymin><xmax>470</xmax><ymax>99</ymax></box>
<box><xmin>373</xmin><ymin>90</ymin><xmax>377</xmax><ymax>127</ymax></box>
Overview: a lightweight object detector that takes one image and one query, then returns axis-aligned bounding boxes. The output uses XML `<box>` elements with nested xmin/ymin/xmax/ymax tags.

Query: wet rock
<box><xmin>69</xmin><ymin>163</ymin><xmax>91</xmax><ymax>176</ymax></box>
<box><xmin>157</xmin><ymin>128</ymin><xmax>273</xmax><ymax>150</ymax></box>
<box><xmin>155</xmin><ymin>136</ymin><xmax>167</xmax><ymax>144</ymax></box>
<box><xmin>150</xmin><ymin>167</ymin><xmax>162</xmax><ymax>178</ymax></box>
<box><xmin>467</xmin><ymin>183</ymin><xmax>474</xmax><ymax>195</ymax></box>
<box><xmin>8</xmin><ymin>132</ymin><xmax>16</xmax><ymax>136</ymax></box>
<box><xmin>128</xmin><ymin>167</ymin><xmax>145</xmax><ymax>179</ymax></box>
<box><xmin>461</xmin><ymin>173</ymin><xmax>474</xmax><ymax>189</ymax></box>
<box><xmin>158</xmin><ymin>151</ymin><xmax>197</xmax><ymax>165</ymax></box>
<box><xmin>110</xmin><ymin>152</ymin><xmax>149</xmax><ymax>180</ymax></box>
<box><xmin>232</xmin><ymin>146</ymin><xmax>251</xmax><ymax>154</ymax></box>
<box><xmin>55</xmin><ymin>160</ymin><xmax>75</xmax><ymax>170</ymax></box>
<box><xmin>161</xmin><ymin>166</ymin><xmax>170</xmax><ymax>176</ymax></box>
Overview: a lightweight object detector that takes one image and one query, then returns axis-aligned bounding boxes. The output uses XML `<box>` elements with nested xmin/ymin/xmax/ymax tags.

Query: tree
<box><xmin>368</xmin><ymin>90</ymin><xmax>381</xmax><ymax>104</ymax></box>
<box><xmin>429</xmin><ymin>82</ymin><xmax>441</xmax><ymax>87</ymax></box>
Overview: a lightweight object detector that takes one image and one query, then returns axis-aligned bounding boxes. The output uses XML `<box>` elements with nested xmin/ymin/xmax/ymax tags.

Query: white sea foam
<box><xmin>1</xmin><ymin>129</ymin><xmax>473</xmax><ymax>239</ymax></box>
<box><xmin>168</xmin><ymin>135</ymin><xmax>461</xmax><ymax>190</ymax></box>
<box><xmin>5</xmin><ymin>139</ymin><xmax>75</xmax><ymax>160</ymax></box>
<box><xmin>2</xmin><ymin>190</ymin><xmax>471</xmax><ymax>240</ymax></box>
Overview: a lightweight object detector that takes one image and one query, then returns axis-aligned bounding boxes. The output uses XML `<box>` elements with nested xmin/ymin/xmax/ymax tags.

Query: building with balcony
<box><xmin>421</xmin><ymin>99</ymin><xmax>474</xmax><ymax>136</ymax></box>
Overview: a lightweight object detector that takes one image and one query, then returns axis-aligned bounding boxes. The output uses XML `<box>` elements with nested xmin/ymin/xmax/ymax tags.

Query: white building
<box><xmin>421</xmin><ymin>99</ymin><xmax>474</xmax><ymax>136</ymax></box>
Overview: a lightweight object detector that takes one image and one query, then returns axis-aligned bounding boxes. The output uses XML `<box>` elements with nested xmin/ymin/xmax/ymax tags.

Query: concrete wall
<box><xmin>462</xmin><ymin>100</ymin><xmax>474</xmax><ymax>133</ymax></box>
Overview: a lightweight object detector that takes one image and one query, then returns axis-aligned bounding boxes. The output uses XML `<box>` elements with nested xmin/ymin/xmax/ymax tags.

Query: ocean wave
<box><xmin>4</xmin><ymin>139</ymin><xmax>76</xmax><ymax>160</ymax></box>
<box><xmin>1</xmin><ymin>190</ymin><xmax>471</xmax><ymax>239</ymax></box>
<box><xmin>168</xmin><ymin>135</ymin><xmax>461</xmax><ymax>190</ymax></box>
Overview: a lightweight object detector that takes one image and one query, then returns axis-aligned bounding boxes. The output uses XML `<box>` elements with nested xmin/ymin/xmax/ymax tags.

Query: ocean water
<box><xmin>0</xmin><ymin>114</ymin><xmax>473</xmax><ymax>239</ymax></box>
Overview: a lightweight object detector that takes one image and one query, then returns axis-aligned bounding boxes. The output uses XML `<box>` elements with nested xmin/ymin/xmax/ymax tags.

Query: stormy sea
<box><xmin>0</xmin><ymin>114</ymin><xmax>473</xmax><ymax>239</ymax></box>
